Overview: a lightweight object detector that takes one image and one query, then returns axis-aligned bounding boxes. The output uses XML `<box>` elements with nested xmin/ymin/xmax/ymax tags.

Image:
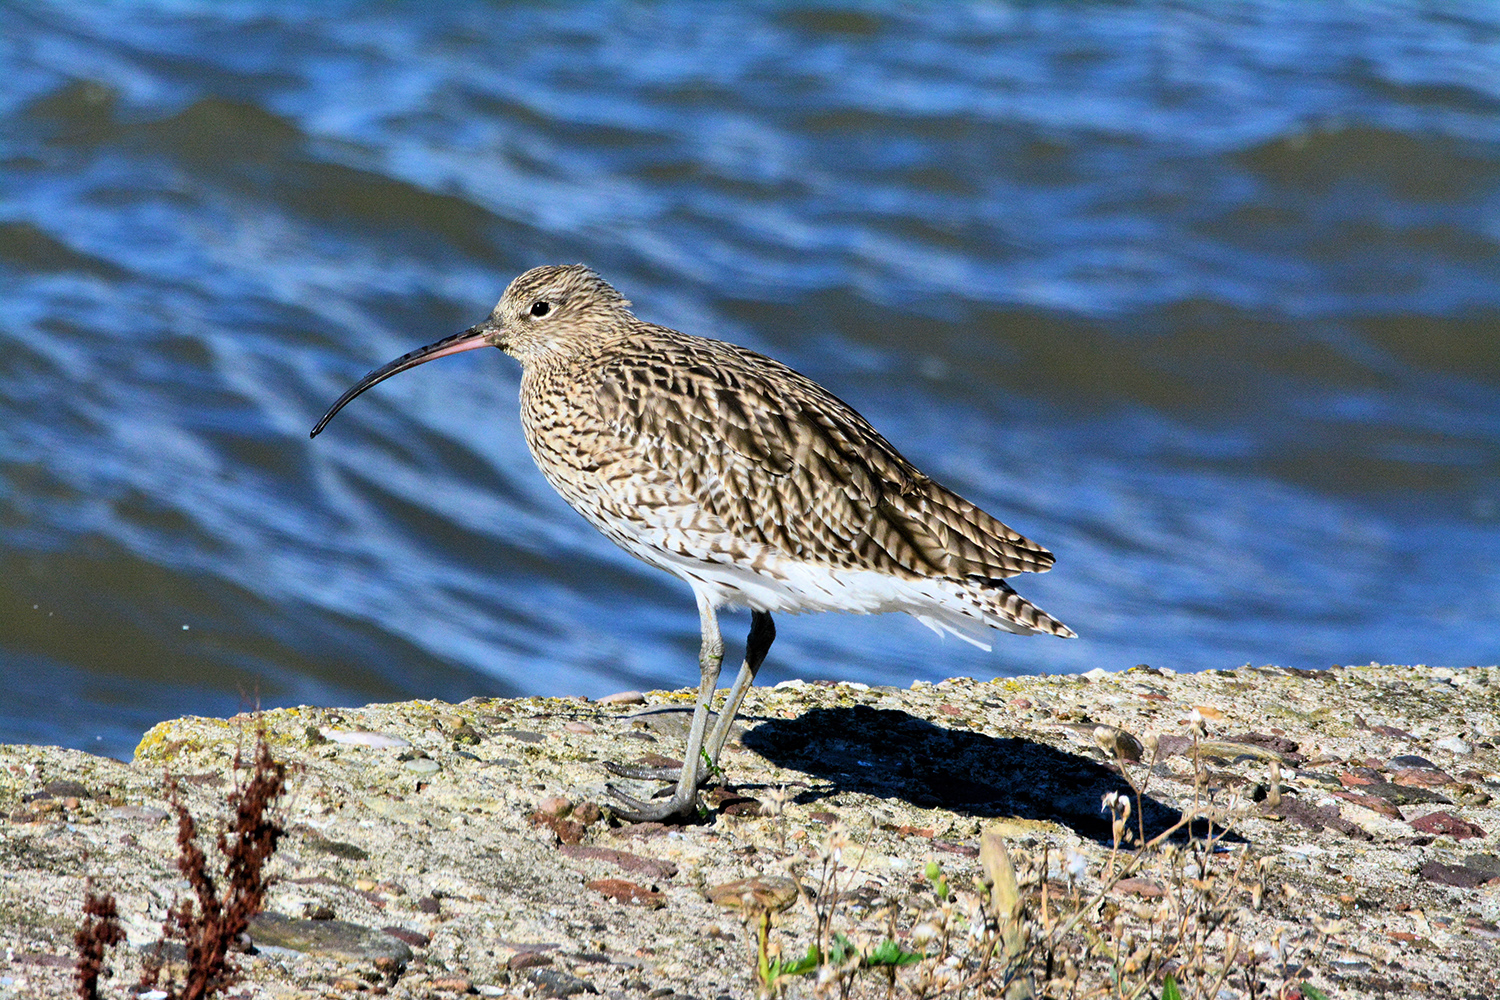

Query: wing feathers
<box><xmin>590</xmin><ymin>330</ymin><xmax>1055</xmax><ymax>585</ymax></box>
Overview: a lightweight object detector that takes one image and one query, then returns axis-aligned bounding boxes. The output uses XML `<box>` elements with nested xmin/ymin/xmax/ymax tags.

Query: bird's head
<box><xmin>484</xmin><ymin>263</ymin><xmax>634</xmax><ymax>363</ymax></box>
<box><xmin>310</xmin><ymin>264</ymin><xmax>632</xmax><ymax>438</ymax></box>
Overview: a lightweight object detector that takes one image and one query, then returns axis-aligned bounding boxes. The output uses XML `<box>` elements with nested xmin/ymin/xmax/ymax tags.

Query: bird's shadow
<box><xmin>741</xmin><ymin>704</ymin><xmax>1229</xmax><ymax>847</ymax></box>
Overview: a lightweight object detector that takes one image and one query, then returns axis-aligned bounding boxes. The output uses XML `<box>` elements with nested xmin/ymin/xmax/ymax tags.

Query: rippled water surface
<box><xmin>3</xmin><ymin>2</ymin><xmax>1498</xmax><ymax>758</ymax></box>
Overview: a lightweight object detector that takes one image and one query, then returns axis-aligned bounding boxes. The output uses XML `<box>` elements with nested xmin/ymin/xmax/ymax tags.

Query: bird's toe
<box><xmin>603</xmin><ymin>760</ymin><xmax>682</xmax><ymax>782</ymax></box>
<box><xmin>604</xmin><ymin>782</ymin><xmax>700</xmax><ymax>823</ymax></box>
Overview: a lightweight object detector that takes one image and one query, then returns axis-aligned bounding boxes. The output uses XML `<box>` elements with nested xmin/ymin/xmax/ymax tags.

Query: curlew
<box><xmin>312</xmin><ymin>265</ymin><xmax>1075</xmax><ymax>821</ymax></box>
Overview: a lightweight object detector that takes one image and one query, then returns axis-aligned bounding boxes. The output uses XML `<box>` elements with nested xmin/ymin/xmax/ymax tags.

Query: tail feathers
<box><xmin>913</xmin><ymin>614</ymin><xmax>997</xmax><ymax>651</ymax></box>
<box><xmin>913</xmin><ymin>576</ymin><xmax>1076</xmax><ymax>647</ymax></box>
<box><xmin>979</xmin><ymin>577</ymin><xmax>1077</xmax><ymax>638</ymax></box>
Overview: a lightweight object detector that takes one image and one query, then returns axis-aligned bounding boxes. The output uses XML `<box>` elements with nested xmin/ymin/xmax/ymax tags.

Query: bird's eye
<box><xmin>530</xmin><ymin>301</ymin><xmax>551</xmax><ymax>317</ymax></box>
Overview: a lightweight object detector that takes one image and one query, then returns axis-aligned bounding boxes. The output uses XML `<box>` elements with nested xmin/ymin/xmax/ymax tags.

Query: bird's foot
<box><xmin>604</xmin><ymin>782</ymin><xmax>703</xmax><ymax>824</ymax></box>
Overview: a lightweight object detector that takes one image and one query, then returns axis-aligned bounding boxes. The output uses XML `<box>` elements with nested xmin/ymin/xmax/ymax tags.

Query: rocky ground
<box><xmin>1</xmin><ymin>663</ymin><xmax>1497</xmax><ymax>999</ymax></box>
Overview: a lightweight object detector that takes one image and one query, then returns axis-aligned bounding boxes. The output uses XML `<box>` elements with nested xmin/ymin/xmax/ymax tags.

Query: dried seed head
<box><xmin>1093</xmin><ymin>726</ymin><xmax>1117</xmax><ymax>754</ymax></box>
<box><xmin>962</xmin><ymin>896</ymin><xmax>989</xmax><ymax>939</ymax></box>
<box><xmin>911</xmin><ymin>920</ymin><xmax>941</xmax><ymax>947</ymax></box>
<box><xmin>760</xmin><ymin>785</ymin><xmax>792</xmax><ymax>818</ymax></box>
<box><xmin>818</xmin><ymin>826</ymin><xmax>850</xmax><ymax>865</ymax></box>
<box><xmin>1188</xmin><ymin>708</ymin><xmax>1207</xmax><ymax>736</ymax></box>
<box><xmin>1266</xmin><ymin>760</ymin><xmax>1283</xmax><ymax>808</ymax></box>
<box><xmin>1313</xmin><ymin>917</ymin><xmax>1345</xmax><ymax>935</ymax></box>
<box><xmin>1065</xmin><ymin>846</ymin><xmax>1088</xmax><ymax>883</ymax></box>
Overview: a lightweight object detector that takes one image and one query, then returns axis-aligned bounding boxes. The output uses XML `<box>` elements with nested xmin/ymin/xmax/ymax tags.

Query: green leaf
<box><xmin>1160</xmin><ymin>975</ymin><xmax>1183</xmax><ymax>1000</ymax></box>
<box><xmin>1300</xmin><ymin>986</ymin><xmax>1331</xmax><ymax>1000</ymax></box>
<box><xmin>769</xmin><ymin>943</ymin><xmax>820</xmax><ymax>978</ymax></box>
<box><xmin>864</xmin><ymin>938</ymin><xmax>924</xmax><ymax>967</ymax></box>
<box><xmin>698</xmin><ymin>747</ymin><xmax>723</xmax><ymax>781</ymax></box>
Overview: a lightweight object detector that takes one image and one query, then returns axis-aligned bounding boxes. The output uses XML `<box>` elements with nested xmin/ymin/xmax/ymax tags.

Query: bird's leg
<box><xmin>607</xmin><ymin>596</ymin><xmax>724</xmax><ymax>822</ymax></box>
<box><xmin>696</xmin><ymin>610</ymin><xmax>775</xmax><ymax>784</ymax></box>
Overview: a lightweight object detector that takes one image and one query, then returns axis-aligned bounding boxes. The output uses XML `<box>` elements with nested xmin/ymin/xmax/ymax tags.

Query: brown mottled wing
<box><xmin>590</xmin><ymin>328</ymin><xmax>1054</xmax><ymax>581</ymax></box>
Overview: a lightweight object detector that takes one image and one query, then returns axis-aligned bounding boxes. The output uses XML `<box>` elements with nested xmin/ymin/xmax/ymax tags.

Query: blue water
<box><xmin>2</xmin><ymin>1</ymin><xmax>1497</xmax><ymax>759</ymax></box>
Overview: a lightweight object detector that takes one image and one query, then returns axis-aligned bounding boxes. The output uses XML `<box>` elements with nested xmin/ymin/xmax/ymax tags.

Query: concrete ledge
<box><xmin>2</xmin><ymin>663</ymin><xmax>1497</xmax><ymax>998</ymax></box>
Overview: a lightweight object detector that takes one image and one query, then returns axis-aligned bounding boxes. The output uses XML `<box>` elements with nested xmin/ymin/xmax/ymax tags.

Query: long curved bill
<box><xmin>310</xmin><ymin>324</ymin><xmax>495</xmax><ymax>438</ymax></box>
